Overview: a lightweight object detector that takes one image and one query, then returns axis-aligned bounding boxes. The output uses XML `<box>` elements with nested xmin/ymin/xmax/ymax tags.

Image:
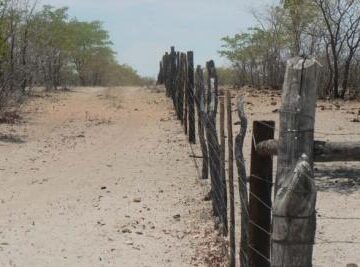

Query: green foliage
<box><xmin>219</xmin><ymin>0</ymin><xmax>360</xmax><ymax>97</ymax></box>
<box><xmin>216</xmin><ymin>67</ymin><xmax>237</xmax><ymax>86</ymax></box>
<box><xmin>66</xmin><ymin>19</ymin><xmax>113</xmax><ymax>83</ymax></box>
<box><xmin>281</xmin><ymin>0</ymin><xmax>319</xmax><ymax>55</ymax></box>
<box><xmin>220</xmin><ymin>27</ymin><xmax>281</xmax><ymax>65</ymax></box>
<box><xmin>219</xmin><ymin>23</ymin><xmax>288</xmax><ymax>88</ymax></box>
<box><xmin>34</xmin><ymin>5</ymin><xmax>143</xmax><ymax>87</ymax></box>
<box><xmin>219</xmin><ymin>2</ymin><xmax>321</xmax><ymax>88</ymax></box>
<box><xmin>0</xmin><ymin>2</ymin><xmax>145</xmax><ymax>96</ymax></box>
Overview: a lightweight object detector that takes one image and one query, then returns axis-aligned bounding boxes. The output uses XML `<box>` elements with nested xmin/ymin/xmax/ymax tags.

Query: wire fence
<box><xmin>157</xmin><ymin>47</ymin><xmax>360</xmax><ymax>267</ymax></box>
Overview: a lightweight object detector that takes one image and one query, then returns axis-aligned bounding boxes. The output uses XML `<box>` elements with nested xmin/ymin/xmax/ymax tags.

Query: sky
<box><xmin>41</xmin><ymin>0</ymin><xmax>278</xmax><ymax>77</ymax></box>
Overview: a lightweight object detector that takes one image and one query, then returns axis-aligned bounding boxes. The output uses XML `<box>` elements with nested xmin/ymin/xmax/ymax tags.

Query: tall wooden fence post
<box><xmin>178</xmin><ymin>53</ymin><xmax>186</xmax><ymax>124</ymax></box>
<box><xmin>195</xmin><ymin>66</ymin><xmax>209</xmax><ymax>180</ymax></box>
<box><xmin>157</xmin><ymin>60</ymin><xmax>163</xmax><ymax>84</ymax></box>
<box><xmin>235</xmin><ymin>96</ymin><xmax>249</xmax><ymax>267</ymax></box>
<box><xmin>249</xmin><ymin>121</ymin><xmax>274</xmax><ymax>267</ymax></box>
<box><xmin>170</xmin><ymin>46</ymin><xmax>176</xmax><ymax>105</ymax></box>
<box><xmin>175</xmin><ymin>52</ymin><xmax>181</xmax><ymax>120</ymax></box>
<box><xmin>164</xmin><ymin>52</ymin><xmax>170</xmax><ymax>97</ymax></box>
<box><xmin>187</xmin><ymin>51</ymin><xmax>196</xmax><ymax>144</ymax></box>
<box><xmin>272</xmin><ymin>57</ymin><xmax>319</xmax><ymax>267</ymax></box>
<box><xmin>206</xmin><ymin>60</ymin><xmax>225</xmax><ymax>229</ymax></box>
<box><xmin>219</xmin><ymin>92</ymin><xmax>228</xmax><ymax>236</ymax></box>
<box><xmin>227</xmin><ymin>91</ymin><xmax>236</xmax><ymax>267</ymax></box>
<box><xmin>184</xmin><ymin>55</ymin><xmax>188</xmax><ymax>135</ymax></box>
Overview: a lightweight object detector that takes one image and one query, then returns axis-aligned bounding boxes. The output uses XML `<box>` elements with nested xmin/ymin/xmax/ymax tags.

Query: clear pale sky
<box><xmin>42</xmin><ymin>0</ymin><xmax>277</xmax><ymax>77</ymax></box>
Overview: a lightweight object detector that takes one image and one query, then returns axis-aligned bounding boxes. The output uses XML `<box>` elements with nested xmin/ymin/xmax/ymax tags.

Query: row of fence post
<box><xmin>158</xmin><ymin>47</ymin><xmax>196</xmax><ymax>143</ymax></box>
<box><xmin>157</xmin><ymin>48</ymin><xmax>320</xmax><ymax>267</ymax></box>
<box><xmin>158</xmin><ymin>47</ymin><xmax>228</xmax><ymax>236</ymax></box>
<box><xmin>158</xmin><ymin>47</ymin><xmax>262</xmax><ymax>267</ymax></box>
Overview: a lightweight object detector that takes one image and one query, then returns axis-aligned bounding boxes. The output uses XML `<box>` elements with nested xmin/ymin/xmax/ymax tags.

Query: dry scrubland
<box><xmin>0</xmin><ymin>86</ymin><xmax>359</xmax><ymax>266</ymax></box>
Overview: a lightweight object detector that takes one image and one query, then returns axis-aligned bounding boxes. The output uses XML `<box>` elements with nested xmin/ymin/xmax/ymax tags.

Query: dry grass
<box><xmin>97</xmin><ymin>87</ymin><xmax>123</xmax><ymax>109</ymax></box>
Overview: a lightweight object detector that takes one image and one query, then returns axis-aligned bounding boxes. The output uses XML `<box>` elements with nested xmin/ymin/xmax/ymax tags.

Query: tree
<box><xmin>220</xmin><ymin>0</ymin><xmax>360</xmax><ymax>99</ymax></box>
<box><xmin>220</xmin><ymin>7</ymin><xmax>288</xmax><ymax>89</ymax></box>
<box><xmin>0</xmin><ymin>1</ymin><xmax>145</xmax><ymax>111</ymax></box>
<box><xmin>66</xmin><ymin>20</ymin><xmax>112</xmax><ymax>86</ymax></box>
<box><xmin>281</xmin><ymin>0</ymin><xmax>317</xmax><ymax>55</ymax></box>
<box><xmin>314</xmin><ymin>0</ymin><xmax>360</xmax><ymax>98</ymax></box>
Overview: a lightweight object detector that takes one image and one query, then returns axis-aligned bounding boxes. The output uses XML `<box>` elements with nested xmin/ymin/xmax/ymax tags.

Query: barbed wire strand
<box><xmin>160</xmin><ymin>55</ymin><xmax>360</xmax><ymax>265</ymax></box>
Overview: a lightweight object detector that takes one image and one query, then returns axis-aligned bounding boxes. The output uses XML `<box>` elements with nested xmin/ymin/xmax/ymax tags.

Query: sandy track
<box><xmin>1</xmin><ymin>86</ymin><xmax>360</xmax><ymax>267</ymax></box>
<box><xmin>0</xmin><ymin>87</ymin><xmax>220</xmax><ymax>267</ymax></box>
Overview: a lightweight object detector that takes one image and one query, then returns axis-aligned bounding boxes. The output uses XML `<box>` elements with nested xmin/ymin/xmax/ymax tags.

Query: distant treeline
<box><xmin>219</xmin><ymin>0</ymin><xmax>360</xmax><ymax>99</ymax></box>
<box><xmin>0</xmin><ymin>0</ymin><xmax>148</xmax><ymax>107</ymax></box>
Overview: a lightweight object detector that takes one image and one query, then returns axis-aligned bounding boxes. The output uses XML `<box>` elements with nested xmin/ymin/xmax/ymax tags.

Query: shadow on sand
<box><xmin>315</xmin><ymin>162</ymin><xmax>360</xmax><ymax>193</ymax></box>
<box><xmin>0</xmin><ymin>134</ymin><xmax>25</xmax><ymax>144</ymax></box>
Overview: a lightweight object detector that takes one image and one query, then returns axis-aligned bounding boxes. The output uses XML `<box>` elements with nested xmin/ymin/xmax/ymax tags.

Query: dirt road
<box><xmin>1</xmin><ymin>86</ymin><xmax>360</xmax><ymax>267</ymax></box>
<box><xmin>0</xmin><ymin>87</ymin><xmax>221</xmax><ymax>267</ymax></box>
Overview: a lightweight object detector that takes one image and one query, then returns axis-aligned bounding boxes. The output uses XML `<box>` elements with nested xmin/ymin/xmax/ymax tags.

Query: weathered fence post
<box><xmin>219</xmin><ymin>92</ymin><xmax>228</xmax><ymax>236</ymax></box>
<box><xmin>195</xmin><ymin>66</ymin><xmax>209</xmax><ymax>180</ymax></box>
<box><xmin>175</xmin><ymin>52</ymin><xmax>181</xmax><ymax>120</ymax></box>
<box><xmin>257</xmin><ymin>139</ymin><xmax>360</xmax><ymax>162</ymax></box>
<box><xmin>235</xmin><ymin>96</ymin><xmax>249</xmax><ymax>267</ymax></box>
<box><xmin>249</xmin><ymin>121</ymin><xmax>274</xmax><ymax>267</ymax></box>
<box><xmin>178</xmin><ymin>53</ymin><xmax>186</xmax><ymax>124</ymax></box>
<box><xmin>170</xmin><ymin>46</ymin><xmax>176</xmax><ymax>107</ymax></box>
<box><xmin>272</xmin><ymin>57</ymin><xmax>319</xmax><ymax>267</ymax></box>
<box><xmin>227</xmin><ymin>91</ymin><xmax>236</xmax><ymax>267</ymax></box>
<box><xmin>184</xmin><ymin>55</ymin><xmax>188</xmax><ymax>135</ymax></box>
<box><xmin>187</xmin><ymin>51</ymin><xmax>196</xmax><ymax>144</ymax></box>
<box><xmin>206</xmin><ymin>60</ymin><xmax>225</xmax><ymax>229</ymax></box>
<box><xmin>157</xmin><ymin>60</ymin><xmax>163</xmax><ymax>85</ymax></box>
<box><xmin>164</xmin><ymin>52</ymin><xmax>170</xmax><ymax>97</ymax></box>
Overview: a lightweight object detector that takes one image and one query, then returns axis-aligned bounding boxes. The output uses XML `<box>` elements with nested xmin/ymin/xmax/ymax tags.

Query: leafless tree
<box><xmin>315</xmin><ymin>0</ymin><xmax>360</xmax><ymax>98</ymax></box>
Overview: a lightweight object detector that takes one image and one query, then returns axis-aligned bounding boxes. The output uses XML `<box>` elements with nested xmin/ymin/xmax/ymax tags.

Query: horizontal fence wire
<box><xmin>180</xmin><ymin>85</ymin><xmax>360</xmax><ymax>251</ymax></box>
<box><xmin>171</xmin><ymin>82</ymin><xmax>272</xmax><ymax>263</ymax></box>
<box><xmin>159</xmin><ymin>48</ymin><xmax>360</xmax><ymax>266</ymax></box>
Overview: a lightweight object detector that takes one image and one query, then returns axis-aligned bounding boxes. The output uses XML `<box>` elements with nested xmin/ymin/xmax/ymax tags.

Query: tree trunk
<box><xmin>332</xmin><ymin>53</ymin><xmax>340</xmax><ymax>98</ymax></box>
<box><xmin>341</xmin><ymin>55</ymin><xmax>355</xmax><ymax>98</ymax></box>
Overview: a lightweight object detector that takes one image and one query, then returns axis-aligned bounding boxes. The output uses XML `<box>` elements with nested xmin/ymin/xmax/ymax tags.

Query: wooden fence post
<box><xmin>235</xmin><ymin>96</ymin><xmax>249</xmax><ymax>267</ymax></box>
<box><xmin>219</xmin><ymin>92</ymin><xmax>228</xmax><ymax>236</ymax></box>
<box><xmin>195</xmin><ymin>66</ymin><xmax>209</xmax><ymax>180</ymax></box>
<box><xmin>164</xmin><ymin>52</ymin><xmax>170</xmax><ymax>97</ymax></box>
<box><xmin>178</xmin><ymin>53</ymin><xmax>186</xmax><ymax>124</ymax></box>
<box><xmin>184</xmin><ymin>54</ymin><xmax>188</xmax><ymax>135</ymax></box>
<box><xmin>187</xmin><ymin>51</ymin><xmax>196</xmax><ymax>144</ymax></box>
<box><xmin>256</xmin><ymin>139</ymin><xmax>360</xmax><ymax>162</ymax></box>
<box><xmin>157</xmin><ymin>60</ymin><xmax>163</xmax><ymax>85</ymax></box>
<box><xmin>170</xmin><ymin>46</ymin><xmax>176</xmax><ymax>107</ymax></box>
<box><xmin>227</xmin><ymin>91</ymin><xmax>236</xmax><ymax>267</ymax></box>
<box><xmin>206</xmin><ymin>60</ymin><xmax>225</xmax><ymax>228</ymax></box>
<box><xmin>175</xmin><ymin>52</ymin><xmax>181</xmax><ymax>120</ymax></box>
<box><xmin>249</xmin><ymin>121</ymin><xmax>274</xmax><ymax>267</ymax></box>
<box><xmin>272</xmin><ymin>57</ymin><xmax>319</xmax><ymax>267</ymax></box>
